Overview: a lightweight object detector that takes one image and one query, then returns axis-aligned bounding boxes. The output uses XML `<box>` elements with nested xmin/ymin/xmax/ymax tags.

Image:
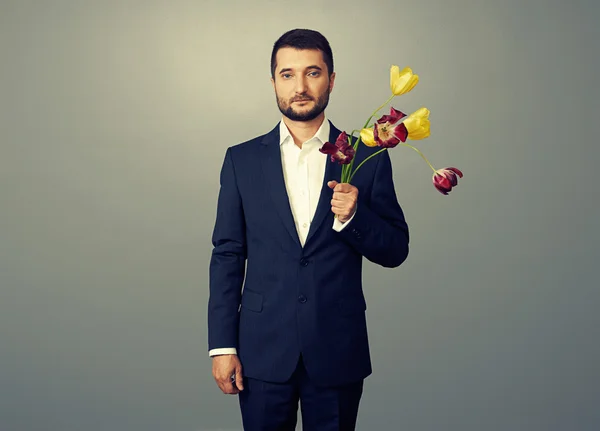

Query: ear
<box><xmin>328</xmin><ymin>72</ymin><xmax>336</xmax><ymax>92</ymax></box>
<box><xmin>270</xmin><ymin>76</ymin><xmax>275</xmax><ymax>89</ymax></box>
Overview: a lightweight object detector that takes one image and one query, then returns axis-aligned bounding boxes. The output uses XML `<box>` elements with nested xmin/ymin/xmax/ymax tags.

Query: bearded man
<box><xmin>208</xmin><ymin>28</ymin><xmax>410</xmax><ymax>430</ymax></box>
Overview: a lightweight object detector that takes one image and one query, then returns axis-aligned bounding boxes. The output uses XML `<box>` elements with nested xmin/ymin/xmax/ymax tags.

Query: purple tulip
<box><xmin>373</xmin><ymin>107</ymin><xmax>408</xmax><ymax>148</ymax></box>
<box><xmin>319</xmin><ymin>131</ymin><xmax>355</xmax><ymax>164</ymax></box>
<box><xmin>433</xmin><ymin>167</ymin><xmax>463</xmax><ymax>195</ymax></box>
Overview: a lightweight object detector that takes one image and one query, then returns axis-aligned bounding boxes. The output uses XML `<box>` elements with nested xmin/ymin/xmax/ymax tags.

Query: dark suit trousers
<box><xmin>238</xmin><ymin>354</ymin><xmax>364</xmax><ymax>430</ymax></box>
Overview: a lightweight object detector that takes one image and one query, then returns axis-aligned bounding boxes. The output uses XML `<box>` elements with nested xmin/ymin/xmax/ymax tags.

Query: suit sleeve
<box><xmin>208</xmin><ymin>147</ymin><xmax>247</xmax><ymax>352</ymax></box>
<box><xmin>335</xmin><ymin>149</ymin><xmax>409</xmax><ymax>268</ymax></box>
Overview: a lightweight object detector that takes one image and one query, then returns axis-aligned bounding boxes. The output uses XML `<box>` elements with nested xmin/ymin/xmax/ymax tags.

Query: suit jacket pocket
<box><xmin>241</xmin><ymin>289</ymin><xmax>263</xmax><ymax>312</ymax></box>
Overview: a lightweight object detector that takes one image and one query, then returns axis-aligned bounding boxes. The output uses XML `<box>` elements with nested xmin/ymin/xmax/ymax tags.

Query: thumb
<box><xmin>235</xmin><ymin>365</ymin><xmax>244</xmax><ymax>391</ymax></box>
<box><xmin>328</xmin><ymin>180</ymin><xmax>338</xmax><ymax>189</ymax></box>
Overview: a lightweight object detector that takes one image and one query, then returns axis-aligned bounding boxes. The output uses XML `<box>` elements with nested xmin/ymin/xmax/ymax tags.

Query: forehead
<box><xmin>275</xmin><ymin>47</ymin><xmax>326</xmax><ymax>71</ymax></box>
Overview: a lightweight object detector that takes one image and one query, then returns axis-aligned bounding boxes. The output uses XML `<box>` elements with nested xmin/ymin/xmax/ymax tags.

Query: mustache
<box><xmin>291</xmin><ymin>96</ymin><xmax>313</xmax><ymax>102</ymax></box>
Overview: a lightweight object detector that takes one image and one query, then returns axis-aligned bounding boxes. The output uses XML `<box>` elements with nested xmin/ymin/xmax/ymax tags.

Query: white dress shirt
<box><xmin>209</xmin><ymin>117</ymin><xmax>355</xmax><ymax>357</ymax></box>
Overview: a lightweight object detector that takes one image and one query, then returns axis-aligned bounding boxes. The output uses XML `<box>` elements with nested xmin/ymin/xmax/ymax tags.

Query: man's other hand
<box><xmin>212</xmin><ymin>354</ymin><xmax>244</xmax><ymax>394</ymax></box>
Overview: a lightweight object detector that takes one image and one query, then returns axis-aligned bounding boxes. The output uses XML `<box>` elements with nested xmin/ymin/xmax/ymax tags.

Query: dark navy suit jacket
<box><xmin>208</xmin><ymin>120</ymin><xmax>409</xmax><ymax>387</ymax></box>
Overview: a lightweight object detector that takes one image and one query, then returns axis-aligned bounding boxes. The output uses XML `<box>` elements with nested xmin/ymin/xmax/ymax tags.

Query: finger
<box><xmin>334</xmin><ymin>183</ymin><xmax>350</xmax><ymax>192</ymax></box>
<box><xmin>328</xmin><ymin>180</ymin><xmax>338</xmax><ymax>189</ymax></box>
<box><xmin>214</xmin><ymin>374</ymin><xmax>233</xmax><ymax>388</ymax></box>
<box><xmin>331</xmin><ymin>207</ymin><xmax>349</xmax><ymax>221</ymax></box>
<box><xmin>235</xmin><ymin>367</ymin><xmax>244</xmax><ymax>391</ymax></box>
<box><xmin>331</xmin><ymin>195</ymin><xmax>354</xmax><ymax>207</ymax></box>
<box><xmin>331</xmin><ymin>206</ymin><xmax>341</xmax><ymax>216</ymax></box>
<box><xmin>332</xmin><ymin>191</ymin><xmax>353</xmax><ymax>201</ymax></box>
<box><xmin>228</xmin><ymin>381</ymin><xmax>240</xmax><ymax>394</ymax></box>
<box><xmin>330</xmin><ymin>204</ymin><xmax>348</xmax><ymax>214</ymax></box>
<box><xmin>218</xmin><ymin>379</ymin><xmax>239</xmax><ymax>395</ymax></box>
<box><xmin>335</xmin><ymin>183</ymin><xmax>358</xmax><ymax>194</ymax></box>
<box><xmin>331</xmin><ymin>199</ymin><xmax>345</xmax><ymax>209</ymax></box>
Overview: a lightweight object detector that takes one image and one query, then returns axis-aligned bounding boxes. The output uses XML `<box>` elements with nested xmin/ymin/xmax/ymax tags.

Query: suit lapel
<box><xmin>304</xmin><ymin>122</ymin><xmax>343</xmax><ymax>246</ymax></box>
<box><xmin>260</xmin><ymin>125</ymin><xmax>302</xmax><ymax>248</ymax></box>
<box><xmin>259</xmin><ymin>121</ymin><xmax>343</xmax><ymax>249</ymax></box>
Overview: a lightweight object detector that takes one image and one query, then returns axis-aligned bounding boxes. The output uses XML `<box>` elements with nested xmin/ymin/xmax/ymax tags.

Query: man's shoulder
<box><xmin>228</xmin><ymin>124</ymin><xmax>279</xmax><ymax>154</ymax></box>
<box><xmin>229</xmin><ymin>135</ymin><xmax>262</xmax><ymax>152</ymax></box>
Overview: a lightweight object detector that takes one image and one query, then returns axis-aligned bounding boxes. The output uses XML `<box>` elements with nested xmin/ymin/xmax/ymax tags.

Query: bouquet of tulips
<box><xmin>319</xmin><ymin>66</ymin><xmax>463</xmax><ymax>195</ymax></box>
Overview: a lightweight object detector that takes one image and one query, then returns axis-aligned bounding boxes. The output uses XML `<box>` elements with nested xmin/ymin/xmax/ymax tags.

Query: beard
<box><xmin>276</xmin><ymin>89</ymin><xmax>330</xmax><ymax>122</ymax></box>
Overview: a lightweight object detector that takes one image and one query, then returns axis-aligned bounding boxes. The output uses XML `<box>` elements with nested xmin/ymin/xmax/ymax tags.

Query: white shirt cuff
<box><xmin>332</xmin><ymin>206</ymin><xmax>356</xmax><ymax>232</ymax></box>
<box><xmin>209</xmin><ymin>348</ymin><xmax>237</xmax><ymax>357</ymax></box>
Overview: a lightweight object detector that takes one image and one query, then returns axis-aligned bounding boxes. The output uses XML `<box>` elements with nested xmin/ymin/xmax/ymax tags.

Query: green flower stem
<box><xmin>364</xmin><ymin>94</ymin><xmax>395</xmax><ymax>129</ymax></box>
<box><xmin>345</xmin><ymin>134</ymin><xmax>360</xmax><ymax>182</ymax></box>
<box><xmin>347</xmin><ymin>94</ymin><xmax>395</xmax><ymax>178</ymax></box>
<box><xmin>348</xmin><ymin>148</ymin><xmax>388</xmax><ymax>183</ymax></box>
<box><xmin>342</xmin><ymin>135</ymin><xmax>351</xmax><ymax>182</ymax></box>
<box><xmin>347</xmin><ymin>143</ymin><xmax>437</xmax><ymax>183</ymax></box>
<box><xmin>342</xmin><ymin>93</ymin><xmax>396</xmax><ymax>183</ymax></box>
<box><xmin>399</xmin><ymin>143</ymin><xmax>437</xmax><ymax>173</ymax></box>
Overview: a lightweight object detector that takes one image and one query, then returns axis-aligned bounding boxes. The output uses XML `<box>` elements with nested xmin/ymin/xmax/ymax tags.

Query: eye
<box><xmin>308</xmin><ymin>71</ymin><xmax>320</xmax><ymax>77</ymax></box>
<box><xmin>282</xmin><ymin>73</ymin><xmax>292</xmax><ymax>79</ymax></box>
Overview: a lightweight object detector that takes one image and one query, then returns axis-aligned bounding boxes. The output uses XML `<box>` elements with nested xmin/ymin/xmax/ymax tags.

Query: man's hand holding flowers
<box><xmin>327</xmin><ymin>180</ymin><xmax>358</xmax><ymax>223</ymax></box>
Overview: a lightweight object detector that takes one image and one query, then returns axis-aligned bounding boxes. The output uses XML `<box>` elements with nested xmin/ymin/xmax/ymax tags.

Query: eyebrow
<box><xmin>278</xmin><ymin>65</ymin><xmax>323</xmax><ymax>74</ymax></box>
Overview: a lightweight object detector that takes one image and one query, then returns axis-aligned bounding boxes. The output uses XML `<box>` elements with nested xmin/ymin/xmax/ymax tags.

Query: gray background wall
<box><xmin>1</xmin><ymin>0</ymin><xmax>599</xmax><ymax>430</ymax></box>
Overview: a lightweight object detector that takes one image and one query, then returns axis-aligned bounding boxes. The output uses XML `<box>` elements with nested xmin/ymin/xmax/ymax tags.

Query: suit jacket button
<box><xmin>300</xmin><ymin>258</ymin><xmax>309</xmax><ymax>266</ymax></box>
<box><xmin>298</xmin><ymin>294</ymin><xmax>307</xmax><ymax>303</ymax></box>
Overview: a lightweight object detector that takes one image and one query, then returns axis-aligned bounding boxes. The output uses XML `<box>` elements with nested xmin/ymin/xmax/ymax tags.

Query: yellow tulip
<box><xmin>360</xmin><ymin>128</ymin><xmax>378</xmax><ymax>147</ymax></box>
<box><xmin>403</xmin><ymin>107</ymin><xmax>431</xmax><ymax>140</ymax></box>
<box><xmin>390</xmin><ymin>65</ymin><xmax>419</xmax><ymax>96</ymax></box>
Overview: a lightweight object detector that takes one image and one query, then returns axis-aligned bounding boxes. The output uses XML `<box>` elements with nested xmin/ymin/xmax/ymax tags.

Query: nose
<box><xmin>295</xmin><ymin>75</ymin><xmax>307</xmax><ymax>94</ymax></box>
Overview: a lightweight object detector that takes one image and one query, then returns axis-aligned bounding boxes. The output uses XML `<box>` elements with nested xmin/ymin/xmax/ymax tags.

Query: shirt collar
<box><xmin>279</xmin><ymin>116</ymin><xmax>330</xmax><ymax>147</ymax></box>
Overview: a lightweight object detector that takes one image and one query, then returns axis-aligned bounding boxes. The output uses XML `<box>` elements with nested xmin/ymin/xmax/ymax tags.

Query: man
<box><xmin>208</xmin><ymin>28</ymin><xmax>410</xmax><ymax>430</ymax></box>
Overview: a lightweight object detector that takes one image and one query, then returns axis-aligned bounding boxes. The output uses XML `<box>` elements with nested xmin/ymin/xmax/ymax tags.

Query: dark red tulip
<box><xmin>432</xmin><ymin>167</ymin><xmax>463</xmax><ymax>195</ymax></box>
<box><xmin>373</xmin><ymin>107</ymin><xmax>408</xmax><ymax>148</ymax></box>
<box><xmin>376</xmin><ymin>107</ymin><xmax>406</xmax><ymax>124</ymax></box>
<box><xmin>319</xmin><ymin>131</ymin><xmax>355</xmax><ymax>164</ymax></box>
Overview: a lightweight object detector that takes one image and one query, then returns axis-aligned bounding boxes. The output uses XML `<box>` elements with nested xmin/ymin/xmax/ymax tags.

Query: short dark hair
<box><xmin>270</xmin><ymin>29</ymin><xmax>334</xmax><ymax>78</ymax></box>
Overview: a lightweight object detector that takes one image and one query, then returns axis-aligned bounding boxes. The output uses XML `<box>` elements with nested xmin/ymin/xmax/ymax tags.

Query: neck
<box><xmin>282</xmin><ymin>113</ymin><xmax>325</xmax><ymax>148</ymax></box>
